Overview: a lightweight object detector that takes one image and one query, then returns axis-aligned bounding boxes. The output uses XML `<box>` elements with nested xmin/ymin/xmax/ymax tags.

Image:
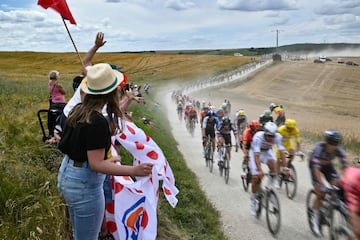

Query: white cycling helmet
<box><xmin>263</xmin><ymin>122</ymin><xmax>278</xmax><ymax>136</ymax></box>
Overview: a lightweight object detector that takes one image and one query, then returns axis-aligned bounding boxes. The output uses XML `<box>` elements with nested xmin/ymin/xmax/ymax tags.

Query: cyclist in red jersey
<box><xmin>341</xmin><ymin>166</ymin><xmax>360</xmax><ymax>240</ymax></box>
<box><xmin>241</xmin><ymin>120</ymin><xmax>261</xmax><ymax>177</ymax></box>
<box><xmin>187</xmin><ymin>106</ymin><xmax>198</xmax><ymax>126</ymax></box>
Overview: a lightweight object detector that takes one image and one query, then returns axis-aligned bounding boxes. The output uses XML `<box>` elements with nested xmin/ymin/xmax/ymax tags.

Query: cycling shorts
<box><xmin>205</xmin><ymin>128</ymin><xmax>216</xmax><ymax>139</ymax></box>
<box><xmin>310</xmin><ymin>164</ymin><xmax>339</xmax><ymax>186</ymax></box>
<box><xmin>218</xmin><ymin>133</ymin><xmax>232</xmax><ymax>145</ymax></box>
<box><xmin>249</xmin><ymin>148</ymin><xmax>276</xmax><ymax>176</ymax></box>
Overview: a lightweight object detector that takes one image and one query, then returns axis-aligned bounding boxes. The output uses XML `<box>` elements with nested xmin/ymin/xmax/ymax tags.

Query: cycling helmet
<box><xmin>269</xmin><ymin>102</ymin><xmax>278</xmax><ymax>111</ymax></box>
<box><xmin>218</xmin><ymin>107</ymin><xmax>224</xmax><ymax>112</ymax></box>
<box><xmin>285</xmin><ymin>119</ymin><xmax>296</xmax><ymax>129</ymax></box>
<box><xmin>249</xmin><ymin>120</ymin><xmax>260</xmax><ymax>130</ymax></box>
<box><xmin>263</xmin><ymin>122</ymin><xmax>278</xmax><ymax>136</ymax></box>
<box><xmin>324</xmin><ymin>129</ymin><xmax>342</xmax><ymax>145</ymax></box>
<box><xmin>238</xmin><ymin>110</ymin><xmax>245</xmax><ymax>116</ymax></box>
<box><xmin>264</xmin><ymin>109</ymin><xmax>271</xmax><ymax>117</ymax></box>
<box><xmin>206</xmin><ymin>110</ymin><xmax>215</xmax><ymax>117</ymax></box>
<box><xmin>222</xmin><ymin>116</ymin><xmax>231</xmax><ymax>125</ymax></box>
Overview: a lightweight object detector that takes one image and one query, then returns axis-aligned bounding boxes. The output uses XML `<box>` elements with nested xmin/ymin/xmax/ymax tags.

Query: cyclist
<box><xmin>216</xmin><ymin>107</ymin><xmax>225</xmax><ymax>121</ymax></box>
<box><xmin>187</xmin><ymin>106</ymin><xmax>198</xmax><ymax>128</ymax></box>
<box><xmin>183</xmin><ymin>102</ymin><xmax>192</xmax><ymax>123</ymax></box>
<box><xmin>269</xmin><ymin>103</ymin><xmax>285</xmax><ymax>127</ymax></box>
<box><xmin>249</xmin><ymin>122</ymin><xmax>286</xmax><ymax>216</ymax></box>
<box><xmin>241</xmin><ymin>120</ymin><xmax>261</xmax><ymax>178</ymax></box>
<box><xmin>177</xmin><ymin>100</ymin><xmax>183</xmax><ymax>120</ymax></box>
<box><xmin>341</xmin><ymin>166</ymin><xmax>360</xmax><ymax>240</ymax></box>
<box><xmin>202</xmin><ymin>111</ymin><xmax>220</xmax><ymax>156</ymax></box>
<box><xmin>276</xmin><ymin>119</ymin><xmax>303</xmax><ymax>178</ymax></box>
<box><xmin>216</xmin><ymin>116</ymin><xmax>238</xmax><ymax>167</ymax></box>
<box><xmin>199</xmin><ymin>106</ymin><xmax>209</xmax><ymax>128</ymax></box>
<box><xmin>259</xmin><ymin>109</ymin><xmax>273</xmax><ymax>129</ymax></box>
<box><xmin>308</xmin><ymin>129</ymin><xmax>349</xmax><ymax>236</ymax></box>
<box><xmin>235</xmin><ymin>109</ymin><xmax>248</xmax><ymax>148</ymax></box>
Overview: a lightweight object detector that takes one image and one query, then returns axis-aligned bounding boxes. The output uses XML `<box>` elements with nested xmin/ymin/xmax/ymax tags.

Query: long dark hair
<box><xmin>67</xmin><ymin>88</ymin><xmax>122</xmax><ymax>135</ymax></box>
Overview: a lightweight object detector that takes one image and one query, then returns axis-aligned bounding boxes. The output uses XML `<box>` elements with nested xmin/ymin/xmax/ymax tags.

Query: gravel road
<box><xmin>159</xmin><ymin>90</ymin><xmax>321</xmax><ymax>240</ymax></box>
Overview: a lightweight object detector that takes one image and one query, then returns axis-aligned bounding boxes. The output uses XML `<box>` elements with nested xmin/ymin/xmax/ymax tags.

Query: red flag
<box><xmin>38</xmin><ymin>0</ymin><xmax>77</xmax><ymax>25</ymax></box>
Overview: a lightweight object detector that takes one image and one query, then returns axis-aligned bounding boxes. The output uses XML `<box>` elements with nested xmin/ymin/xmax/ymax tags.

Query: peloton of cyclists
<box><xmin>308</xmin><ymin>129</ymin><xmax>348</xmax><ymax>236</ymax></box>
<box><xmin>241</xmin><ymin>120</ymin><xmax>261</xmax><ymax>178</ymax></box>
<box><xmin>202</xmin><ymin>110</ymin><xmax>220</xmax><ymax>156</ymax></box>
<box><xmin>216</xmin><ymin>116</ymin><xmax>239</xmax><ymax>167</ymax></box>
<box><xmin>249</xmin><ymin>122</ymin><xmax>286</xmax><ymax>216</ymax></box>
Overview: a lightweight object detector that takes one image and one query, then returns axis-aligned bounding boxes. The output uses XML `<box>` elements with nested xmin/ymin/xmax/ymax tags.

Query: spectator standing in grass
<box><xmin>47</xmin><ymin>70</ymin><xmax>66</xmax><ymax>140</ymax></box>
<box><xmin>57</xmin><ymin>63</ymin><xmax>153</xmax><ymax>240</ymax></box>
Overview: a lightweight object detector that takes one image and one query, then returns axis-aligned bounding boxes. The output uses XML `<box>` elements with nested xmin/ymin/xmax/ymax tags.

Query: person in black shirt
<box><xmin>57</xmin><ymin>63</ymin><xmax>153</xmax><ymax>240</ymax></box>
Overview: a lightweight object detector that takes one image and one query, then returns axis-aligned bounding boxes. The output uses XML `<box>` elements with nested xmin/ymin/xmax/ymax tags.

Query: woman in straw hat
<box><xmin>57</xmin><ymin>63</ymin><xmax>153</xmax><ymax>240</ymax></box>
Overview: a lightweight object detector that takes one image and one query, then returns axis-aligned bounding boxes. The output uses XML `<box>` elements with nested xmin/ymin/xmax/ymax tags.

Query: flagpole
<box><xmin>62</xmin><ymin>18</ymin><xmax>85</xmax><ymax>68</ymax></box>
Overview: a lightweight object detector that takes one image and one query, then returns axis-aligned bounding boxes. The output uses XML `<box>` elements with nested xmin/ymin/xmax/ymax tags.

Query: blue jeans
<box><xmin>58</xmin><ymin>155</ymin><xmax>106</xmax><ymax>240</ymax></box>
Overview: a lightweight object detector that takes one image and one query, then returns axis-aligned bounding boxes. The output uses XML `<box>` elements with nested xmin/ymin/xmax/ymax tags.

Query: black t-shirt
<box><xmin>59</xmin><ymin>111</ymin><xmax>111</xmax><ymax>162</ymax></box>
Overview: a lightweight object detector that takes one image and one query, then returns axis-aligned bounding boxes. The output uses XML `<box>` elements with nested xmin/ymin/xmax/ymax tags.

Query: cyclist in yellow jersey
<box><xmin>276</xmin><ymin>119</ymin><xmax>303</xmax><ymax>174</ymax></box>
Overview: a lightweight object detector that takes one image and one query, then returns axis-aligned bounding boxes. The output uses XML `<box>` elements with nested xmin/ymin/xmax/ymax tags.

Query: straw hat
<box><xmin>80</xmin><ymin>63</ymin><xmax>124</xmax><ymax>95</ymax></box>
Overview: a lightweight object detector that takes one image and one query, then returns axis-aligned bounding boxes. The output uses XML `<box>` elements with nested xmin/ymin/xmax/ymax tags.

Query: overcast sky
<box><xmin>0</xmin><ymin>0</ymin><xmax>359</xmax><ymax>52</ymax></box>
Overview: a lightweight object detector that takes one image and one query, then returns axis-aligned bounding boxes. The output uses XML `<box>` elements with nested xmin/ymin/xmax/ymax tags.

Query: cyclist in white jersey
<box><xmin>249</xmin><ymin>122</ymin><xmax>286</xmax><ymax>215</ymax></box>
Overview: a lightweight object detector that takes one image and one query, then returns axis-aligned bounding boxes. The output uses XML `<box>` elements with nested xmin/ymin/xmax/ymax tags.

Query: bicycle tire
<box><xmin>285</xmin><ymin>164</ymin><xmax>297</xmax><ymax>199</ymax></box>
<box><xmin>306</xmin><ymin>189</ymin><xmax>327</xmax><ymax>236</ymax></box>
<box><xmin>255</xmin><ymin>191</ymin><xmax>263</xmax><ymax>218</ymax></box>
<box><xmin>266</xmin><ymin>189</ymin><xmax>281</xmax><ymax>236</ymax></box>
<box><xmin>208</xmin><ymin>145</ymin><xmax>213</xmax><ymax>173</ymax></box>
<box><xmin>224</xmin><ymin>153</ymin><xmax>230</xmax><ymax>184</ymax></box>
<box><xmin>330</xmin><ymin>205</ymin><xmax>353</xmax><ymax>240</ymax></box>
<box><xmin>242</xmin><ymin>171</ymin><xmax>250</xmax><ymax>192</ymax></box>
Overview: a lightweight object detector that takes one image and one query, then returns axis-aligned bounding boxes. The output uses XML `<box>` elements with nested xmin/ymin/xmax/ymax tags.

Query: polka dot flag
<box><xmin>105</xmin><ymin>119</ymin><xmax>179</xmax><ymax>240</ymax></box>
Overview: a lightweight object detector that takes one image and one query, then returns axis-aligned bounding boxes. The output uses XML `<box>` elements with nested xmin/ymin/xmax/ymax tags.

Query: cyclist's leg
<box><xmin>249</xmin><ymin>150</ymin><xmax>261</xmax><ymax>215</ymax></box>
<box><xmin>224</xmin><ymin>134</ymin><xmax>232</xmax><ymax>160</ymax></box>
<box><xmin>265</xmin><ymin>149</ymin><xmax>279</xmax><ymax>188</ymax></box>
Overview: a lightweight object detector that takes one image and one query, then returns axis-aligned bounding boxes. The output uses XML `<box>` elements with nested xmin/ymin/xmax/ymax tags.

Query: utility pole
<box><xmin>271</xmin><ymin>29</ymin><xmax>284</xmax><ymax>49</ymax></box>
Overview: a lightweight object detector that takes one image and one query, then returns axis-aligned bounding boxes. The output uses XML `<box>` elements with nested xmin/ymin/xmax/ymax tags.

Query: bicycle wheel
<box><xmin>242</xmin><ymin>168</ymin><xmax>250</xmax><ymax>192</ymax></box>
<box><xmin>306</xmin><ymin>189</ymin><xmax>326</xmax><ymax>236</ymax></box>
<box><xmin>255</xmin><ymin>192</ymin><xmax>263</xmax><ymax>218</ymax></box>
<box><xmin>224</xmin><ymin>154</ymin><xmax>230</xmax><ymax>184</ymax></box>
<box><xmin>330</xmin><ymin>206</ymin><xmax>353</xmax><ymax>240</ymax></box>
<box><xmin>208</xmin><ymin>146</ymin><xmax>213</xmax><ymax>173</ymax></box>
<box><xmin>285</xmin><ymin>164</ymin><xmax>297</xmax><ymax>199</ymax></box>
<box><xmin>266</xmin><ymin>189</ymin><xmax>281</xmax><ymax>236</ymax></box>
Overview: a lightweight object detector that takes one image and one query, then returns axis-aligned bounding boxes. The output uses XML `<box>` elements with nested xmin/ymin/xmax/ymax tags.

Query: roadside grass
<box><xmin>0</xmin><ymin>52</ymin><xmax>252</xmax><ymax>239</ymax></box>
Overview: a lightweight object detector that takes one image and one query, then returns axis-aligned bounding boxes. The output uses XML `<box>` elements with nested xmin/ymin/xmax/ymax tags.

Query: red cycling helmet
<box><xmin>249</xmin><ymin>120</ymin><xmax>260</xmax><ymax>130</ymax></box>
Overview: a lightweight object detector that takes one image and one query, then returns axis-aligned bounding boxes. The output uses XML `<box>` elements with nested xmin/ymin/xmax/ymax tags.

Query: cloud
<box><xmin>165</xmin><ymin>0</ymin><xmax>196</xmax><ymax>11</ymax></box>
<box><xmin>217</xmin><ymin>0</ymin><xmax>299</xmax><ymax>11</ymax></box>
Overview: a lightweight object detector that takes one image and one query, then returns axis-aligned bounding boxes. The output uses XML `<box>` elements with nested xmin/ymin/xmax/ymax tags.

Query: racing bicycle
<box><xmin>241</xmin><ymin>157</ymin><xmax>251</xmax><ymax>192</ymax></box>
<box><xmin>203</xmin><ymin>135</ymin><xmax>214</xmax><ymax>173</ymax></box>
<box><xmin>218</xmin><ymin>143</ymin><xmax>232</xmax><ymax>184</ymax></box>
<box><xmin>254</xmin><ymin>172</ymin><xmax>281</xmax><ymax>236</ymax></box>
<box><xmin>306</xmin><ymin>185</ymin><xmax>354</xmax><ymax>239</ymax></box>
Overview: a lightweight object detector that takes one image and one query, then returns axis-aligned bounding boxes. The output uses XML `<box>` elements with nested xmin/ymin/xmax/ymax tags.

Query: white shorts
<box><xmin>249</xmin><ymin>148</ymin><xmax>277</xmax><ymax>175</ymax></box>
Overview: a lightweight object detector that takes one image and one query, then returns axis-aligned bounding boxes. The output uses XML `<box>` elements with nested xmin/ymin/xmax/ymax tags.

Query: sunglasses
<box><xmin>265</xmin><ymin>134</ymin><xmax>275</xmax><ymax>138</ymax></box>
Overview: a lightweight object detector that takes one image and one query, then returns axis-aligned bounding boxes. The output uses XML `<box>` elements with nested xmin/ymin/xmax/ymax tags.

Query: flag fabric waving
<box><xmin>105</xmin><ymin>119</ymin><xmax>179</xmax><ymax>240</ymax></box>
<box><xmin>38</xmin><ymin>0</ymin><xmax>77</xmax><ymax>25</ymax></box>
